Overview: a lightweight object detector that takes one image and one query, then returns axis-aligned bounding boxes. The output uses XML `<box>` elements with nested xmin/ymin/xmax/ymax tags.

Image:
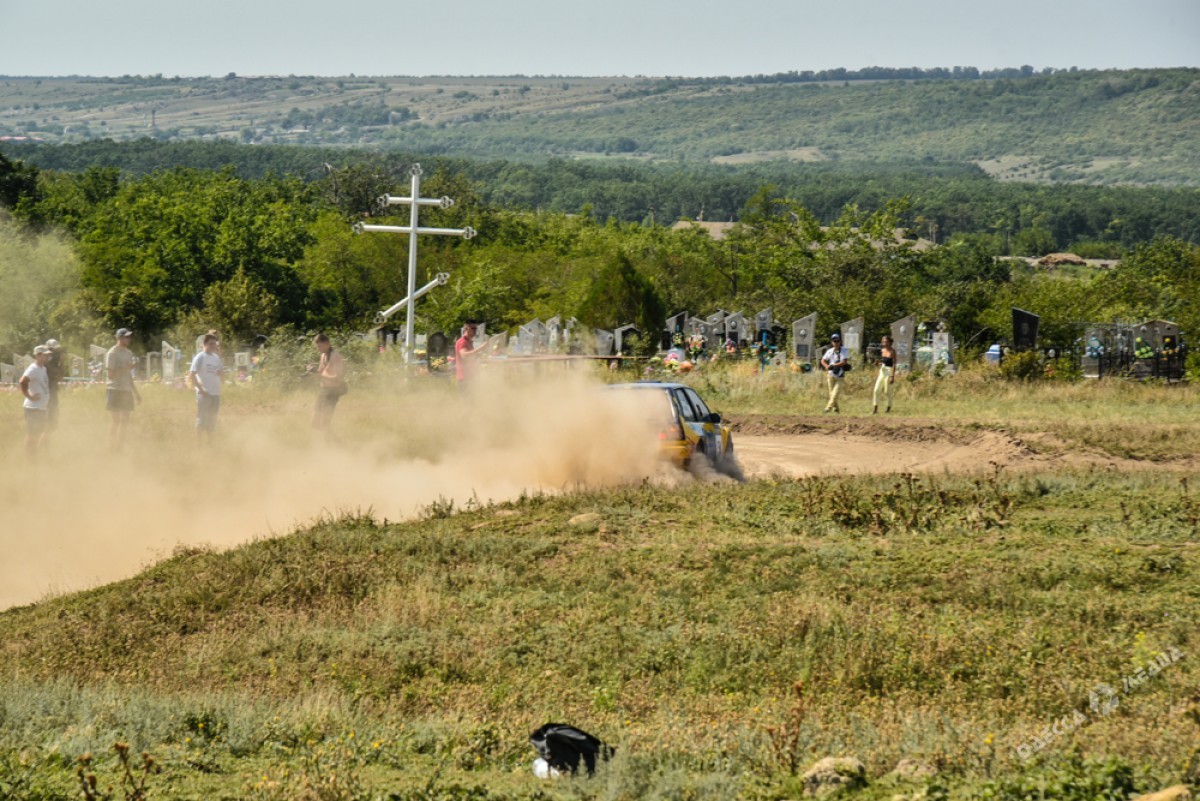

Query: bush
<box><xmin>999</xmin><ymin>351</ymin><xmax>1044</xmax><ymax>381</ymax></box>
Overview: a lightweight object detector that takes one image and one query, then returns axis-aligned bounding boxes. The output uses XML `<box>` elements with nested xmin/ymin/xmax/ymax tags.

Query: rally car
<box><xmin>608</xmin><ymin>381</ymin><xmax>735</xmax><ymax>472</ymax></box>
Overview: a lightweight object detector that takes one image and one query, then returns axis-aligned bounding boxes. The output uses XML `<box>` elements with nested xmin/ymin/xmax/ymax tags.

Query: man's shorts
<box><xmin>315</xmin><ymin>386</ymin><xmax>343</xmax><ymax>413</ymax></box>
<box><xmin>24</xmin><ymin>408</ymin><xmax>48</xmax><ymax>436</ymax></box>
<box><xmin>196</xmin><ymin>394</ymin><xmax>220</xmax><ymax>431</ymax></box>
<box><xmin>106</xmin><ymin>389</ymin><xmax>135</xmax><ymax>413</ymax></box>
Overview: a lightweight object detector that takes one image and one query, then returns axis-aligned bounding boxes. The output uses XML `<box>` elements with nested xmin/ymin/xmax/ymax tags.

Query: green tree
<box><xmin>183</xmin><ymin>268</ymin><xmax>281</xmax><ymax>347</ymax></box>
<box><xmin>577</xmin><ymin>251</ymin><xmax>666</xmax><ymax>350</ymax></box>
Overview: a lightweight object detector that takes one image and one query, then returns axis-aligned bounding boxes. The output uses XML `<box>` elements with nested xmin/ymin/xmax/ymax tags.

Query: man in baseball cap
<box><xmin>820</xmin><ymin>332</ymin><xmax>850</xmax><ymax>413</ymax></box>
<box><xmin>106</xmin><ymin>327</ymin><xmax>141</xmax><ymax>451</ymax></box>
<box><xmin>19</xmin><ymin>346</ymin><xmax>54</xmax><ymax>457</ymax></box>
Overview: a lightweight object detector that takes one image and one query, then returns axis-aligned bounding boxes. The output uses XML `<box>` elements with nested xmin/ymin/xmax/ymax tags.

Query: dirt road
<box><xmin>735</xmin><ymin>431</ymin><xmax>1033</xmax><ymax>477</ymax></box>
<box><xmin>731</xmin><ymin>416</ymin><xmax>1041</xmax><ymax>478</ymax></box>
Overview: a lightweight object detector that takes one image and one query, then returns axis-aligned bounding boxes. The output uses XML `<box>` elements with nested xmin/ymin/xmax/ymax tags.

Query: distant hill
<box><xmin>0</xmin><ymin>69</ymin><xmax>1197</xmax><ymax>185</ymax></box>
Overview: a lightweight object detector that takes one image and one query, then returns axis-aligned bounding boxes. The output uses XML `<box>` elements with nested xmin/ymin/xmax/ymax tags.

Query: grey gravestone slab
<box><xmin>593</xmin><ymin>329</ymin><xmax>615</xmax><ymax>357</ymax></box>
<box><xmin>792</xmin><ymin>313</ymin><xmax>817</xmax><ymax>362</ymax></box>
<box><xmin>840</xmin><ymin>317</ymin><xmax>865</xmax><ymax>360</ymax></box>
<box><xmin>890</xmin><ymin>315</ymin><xmax>915</xmax><ymax>369</ymax></box>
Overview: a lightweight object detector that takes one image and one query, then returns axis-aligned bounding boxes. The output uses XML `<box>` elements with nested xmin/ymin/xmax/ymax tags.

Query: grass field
<box><xmin>1</xmin><ymin>362</ymin><xmax>1198</xmax><ymax>799</ymax></box>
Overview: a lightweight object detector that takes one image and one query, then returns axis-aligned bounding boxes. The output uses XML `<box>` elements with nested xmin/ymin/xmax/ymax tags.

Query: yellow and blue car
<box><xmin>609</xmin><ymin>381</ymin><xmax>735</xmax><ymax>471</ymax></box>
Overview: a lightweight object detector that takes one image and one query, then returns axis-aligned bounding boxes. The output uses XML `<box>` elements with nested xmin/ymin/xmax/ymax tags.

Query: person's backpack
<box><xmin>529</xmin><ymin>723</ymin><xmax>613</xmax><ymax>776</ymax></box>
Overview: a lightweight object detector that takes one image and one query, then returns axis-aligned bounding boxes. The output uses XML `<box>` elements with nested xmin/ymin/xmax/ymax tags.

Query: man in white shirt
<box><xmin>188</xmin><ymin>333</ymin><xmax>224</xmax><ymax>443</ymax></box>
<box><xmin>19</xmin><ymin>345</ymin><xmax>53</xmax><ymax>456</ymax></box>
<box><xmin>106</xmin><ymin>327</ymin><xmax>142</xmax><ymax>451</ymax></box>
<box><xmin>820</xmin><ymin>332</ymin><xmax>850</xmax><ymax>414</ymax></box>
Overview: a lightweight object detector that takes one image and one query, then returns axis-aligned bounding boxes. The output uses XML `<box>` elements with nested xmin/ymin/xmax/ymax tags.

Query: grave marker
<box><xmin>890</xmin><ymin>315</ymin><xmax>915</xmax><ymax>370</ymax></box>
<box><xmin>792</xmin><ymin>313</ymin><xmax>817</xmax><ymax>362</ymax></box>
<box><xmin>593</xmin><ymin>329</ymin><xmax>615</xmax><ymax>357</ymax></box>
<box><xmin>839</xmin><ymin>317</ymin><xmax>865</xmax><ymax>361</ymax></box>
<box><xmin>1013</xmin><ymin>308</ymin><xmax>1040</xmax><ymax>351</ymax></box>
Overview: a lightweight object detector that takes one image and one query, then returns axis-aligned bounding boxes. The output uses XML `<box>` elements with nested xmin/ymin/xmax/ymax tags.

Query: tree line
<box><xmin>1</xmin><ymin>149</ymin><xmax>1198</xmax><ymax>370</ymax></box>
<box><xmin>6</xmin><ymin>141</ymin><xmax>1200</xmax><ymax>255</ymax></box>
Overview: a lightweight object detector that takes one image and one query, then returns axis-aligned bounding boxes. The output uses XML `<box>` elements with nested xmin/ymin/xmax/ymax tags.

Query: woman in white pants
<box><xmin>873</xmin><ymin>335</ymin><xmax>896</xmax><ymax>414</ymax></box>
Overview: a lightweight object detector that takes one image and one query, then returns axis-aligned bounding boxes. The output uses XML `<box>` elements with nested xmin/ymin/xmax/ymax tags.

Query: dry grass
<box><xmin>1</xmin><ymin>365</ymin><xmax>1198</xmax><ymax>799</ymax></box>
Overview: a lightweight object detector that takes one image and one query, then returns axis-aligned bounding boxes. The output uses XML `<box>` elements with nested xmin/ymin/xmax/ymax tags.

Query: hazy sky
<box><xmin>4</xmin><ymin>0</ymin><xmax>1197</xmax><ymax>77</ymax></box>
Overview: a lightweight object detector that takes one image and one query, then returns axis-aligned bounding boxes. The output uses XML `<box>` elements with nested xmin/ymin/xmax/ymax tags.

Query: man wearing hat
<box><xmin>820</xmin><ymin>332</ymin><xmax>850</xmax><ymax>414</ymax></box>
<box><xmin>106</xmin><ymin>328</ymin><xmax>142</xmax><ymax>451</ymax></box>
<box><xmin>43</xmin><ymin>338</ymin><xmax>65</xmax><ymax>435</ymax></box>
<box><xmin>19</xmin><ymin>345</ymin><xmax>53</xmax><ymax>456</ymax></box>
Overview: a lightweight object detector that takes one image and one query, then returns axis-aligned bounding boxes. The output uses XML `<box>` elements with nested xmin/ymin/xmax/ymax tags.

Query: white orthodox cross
<box><xmin>353</xmin><ymin>163</ymin><xmax>476</xmax><ymax>364</ymax></box>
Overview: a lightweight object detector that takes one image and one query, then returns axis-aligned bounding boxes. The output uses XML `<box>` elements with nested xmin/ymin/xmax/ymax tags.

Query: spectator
<box><xmin>188</xmin><ymin>333</ymin><xmax>224</xmax><ymax>443</ymax></box>
<box><xmin>19</xmin><ymin>345</ymin><xmax>53</xmax><ymax>457</ymax></box>
<box><xmin>820</xmin><ymin>333</ymin><xmax>850</xmax><ymax>414</ymax></box>
<box><xmin>310</xmin><ymin>333</ymin><xmax>346</xmax><ymax>442</ymax></box>
<box><xmin>106</xmin><ymin>328</ymin><xmax>141</xmax><ymax>451</ymax></box>
<box><xmin>455</xmin><ymin>321</ymin><xmax>487</xmax><ymax>394</ymax></box>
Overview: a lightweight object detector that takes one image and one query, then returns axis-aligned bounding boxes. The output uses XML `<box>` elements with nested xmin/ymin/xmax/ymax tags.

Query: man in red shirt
<box><xmin>455</xmin><ymin>321</ymin><xmax>487</xmax><ymax>393</ymax></box>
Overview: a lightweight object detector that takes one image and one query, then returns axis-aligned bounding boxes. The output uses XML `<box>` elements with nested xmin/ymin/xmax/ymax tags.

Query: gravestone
<box><xmin>615</xmin><ymin>324</ymin><xmax>641</xmax><ymax>354</ymax></box>
<box><xmin>546</xmin><ymin>316</ymin><xmax>563</xmax><ymax>351</ymax></box>
<box><xmin>519</xmin><ymin>319</ymin><xmax>548</xmax><ymax>354</ymax></box>
<box><xmin>0</xmin><ymin>364</ymin><xmax>13</xmax><ymax>385</ymax></box>
<box><xmin>792</xmin><ymin>313</ymin><xmax>818</xmax><ymax>363</ymax></box>
<box><xmin>427</xmin><ymin>332</ymin><xmax>448</xmax><ymax>359</ymax></box>
<box><xmin>593</xmin><ymin>329</ymin><xmax>615</xmax><ymax>357</ymax></box>
<box><xmin>840</xmin><ymin>317</ymin><xmax>865</xmax><ymax>361</ymax></box>
<box><xmin>15</xmin><ymin>354</ymin><xmax>33</xmax><ymax>373</ymax></box>
<box><xmin>563</xmin><ymin>318</ymin><xmax>582</xmax><ymax>354</ymax></box>
<box><xmin>1012</xmin><ymin>308</ymin><xmax>1040</xmax><ymax>351</ymax></box>
<box><xmin>69</xmin><ymin>355</ymin><xmax>85</xmax><ymax>380</ymax></box>
<box><xmin>687</xmin><ymin>317</ymin><xmax>715</xmax><ymax>350</ymax></box>
<box><xmin>161</xmin><ymin>342</ymin><xmax>181</xmax><ymax>381</ymax></box>
<box><xmin>664</xmin><ymin>311</ymin><xmax>688</xmax><ymax>350</ymax></box>
<box><xmin>932</xmin><ymin>332</ymin><xmax>955</xmax><ymax>366</ymax></box>
<box><xmin>890</xmin><ymin>315</ymin><xmax>915</xmax><ymax>370</ymax></box>
<box><xmin>724</xmin><ymin>313</ymin><xmax>746</xmax><ymax>346</ymax></box>
<box><xmin>706</xmin><ymin>309</ymin><xmax>728</xmax><ymax>327</ymax></box>
<box><xmin>487</xmin><ymin>332</ymin><xmax>507</xmax><ymax>354</ymax></box>
<box><xmin>754</xmin><ymin>308</ymin><xmax>774</xmax><ymax>335</ymax></box>
<box><xmin>1082</xmin><ymin>325</ymin><xmax>1109</xmax><ymax>378</ymax></box>
<box><xmin>143</xmin><ymin>351</ymin><xmax>161</xmax><ymax>380</ymax></box>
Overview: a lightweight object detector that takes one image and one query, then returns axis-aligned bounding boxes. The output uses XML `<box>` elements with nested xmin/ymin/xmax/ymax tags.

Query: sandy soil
<box><xmin>731</xmin><ymin>413</ymin><xmax>1038</xmax><ymax>478</ymax></box>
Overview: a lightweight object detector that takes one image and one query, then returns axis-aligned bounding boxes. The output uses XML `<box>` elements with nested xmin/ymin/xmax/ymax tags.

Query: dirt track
<box><xmin>731</xmin><ymin>415</ymin><xmax>1040</xmax><ymax>478</ymax></box>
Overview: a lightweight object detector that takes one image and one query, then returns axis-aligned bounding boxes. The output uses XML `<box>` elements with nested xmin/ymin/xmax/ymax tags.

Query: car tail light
<box><xmin>659</xmin><ymin>420</ymin><xmax>685</xmax><ymax>441</ymax></box>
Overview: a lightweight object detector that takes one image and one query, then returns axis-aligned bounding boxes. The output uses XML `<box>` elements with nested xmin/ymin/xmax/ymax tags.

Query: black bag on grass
<box><xmin>529</xmin><ymin>723</ymin><xmax>613</xmax><ymax>776</ymax></box>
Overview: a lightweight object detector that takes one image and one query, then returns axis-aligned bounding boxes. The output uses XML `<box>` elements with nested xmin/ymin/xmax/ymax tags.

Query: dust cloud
<box><xmin>0</xmin><ymin>369</ymin><xmax>683</xmax><ymax>610</ymax></box>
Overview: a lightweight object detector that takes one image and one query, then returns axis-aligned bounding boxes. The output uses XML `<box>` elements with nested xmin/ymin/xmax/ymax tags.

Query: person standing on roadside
<box><xmin>106</xmin><ymin>328</ymin><xmax>141</xmax><ymax>451</ymax></box>
<box><xmin>873</xmin><ymin>335</ymin><xmax>897</xmax><ymax>415</ymax></box>
<box><xmin>455</xmin><ymin>320</ymin><xmax>487</xmax><ymax>394</ymax></box>
<box><xmin>19</xmin><ymin>345</ymin><xmax>53</xmax><ymax>457</ymax></box>
<box><xmin>820</xmin><ymin>332</ymin><xmax>850</xmax><ymax>414</ymax></box>
<box><xmin>188</xmin><ymin>333</ymin><xmax>224</xmax><ymax>444</ymax></box>
<box><xmin>310</xmin><ymin>333</ymin><xmax>346</xmax><ymax>442</ymax></box>
<box><xmin>43</xmin><ymin>338</ymin><xmax>66</xmax><ymax>437</ymax></box>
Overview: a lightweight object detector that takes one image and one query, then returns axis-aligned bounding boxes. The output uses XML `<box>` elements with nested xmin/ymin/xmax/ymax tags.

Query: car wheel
<box><xmin>715</xmin><ymin>438</ymin><xmax>743</xmax><ymax>481</ymax></box>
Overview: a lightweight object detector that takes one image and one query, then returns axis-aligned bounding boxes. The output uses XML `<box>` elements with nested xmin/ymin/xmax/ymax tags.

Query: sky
<box><xmin>3</xmin><ymin>0</ymin><xmax>1198</xmax><ymax>77</ymax></box>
